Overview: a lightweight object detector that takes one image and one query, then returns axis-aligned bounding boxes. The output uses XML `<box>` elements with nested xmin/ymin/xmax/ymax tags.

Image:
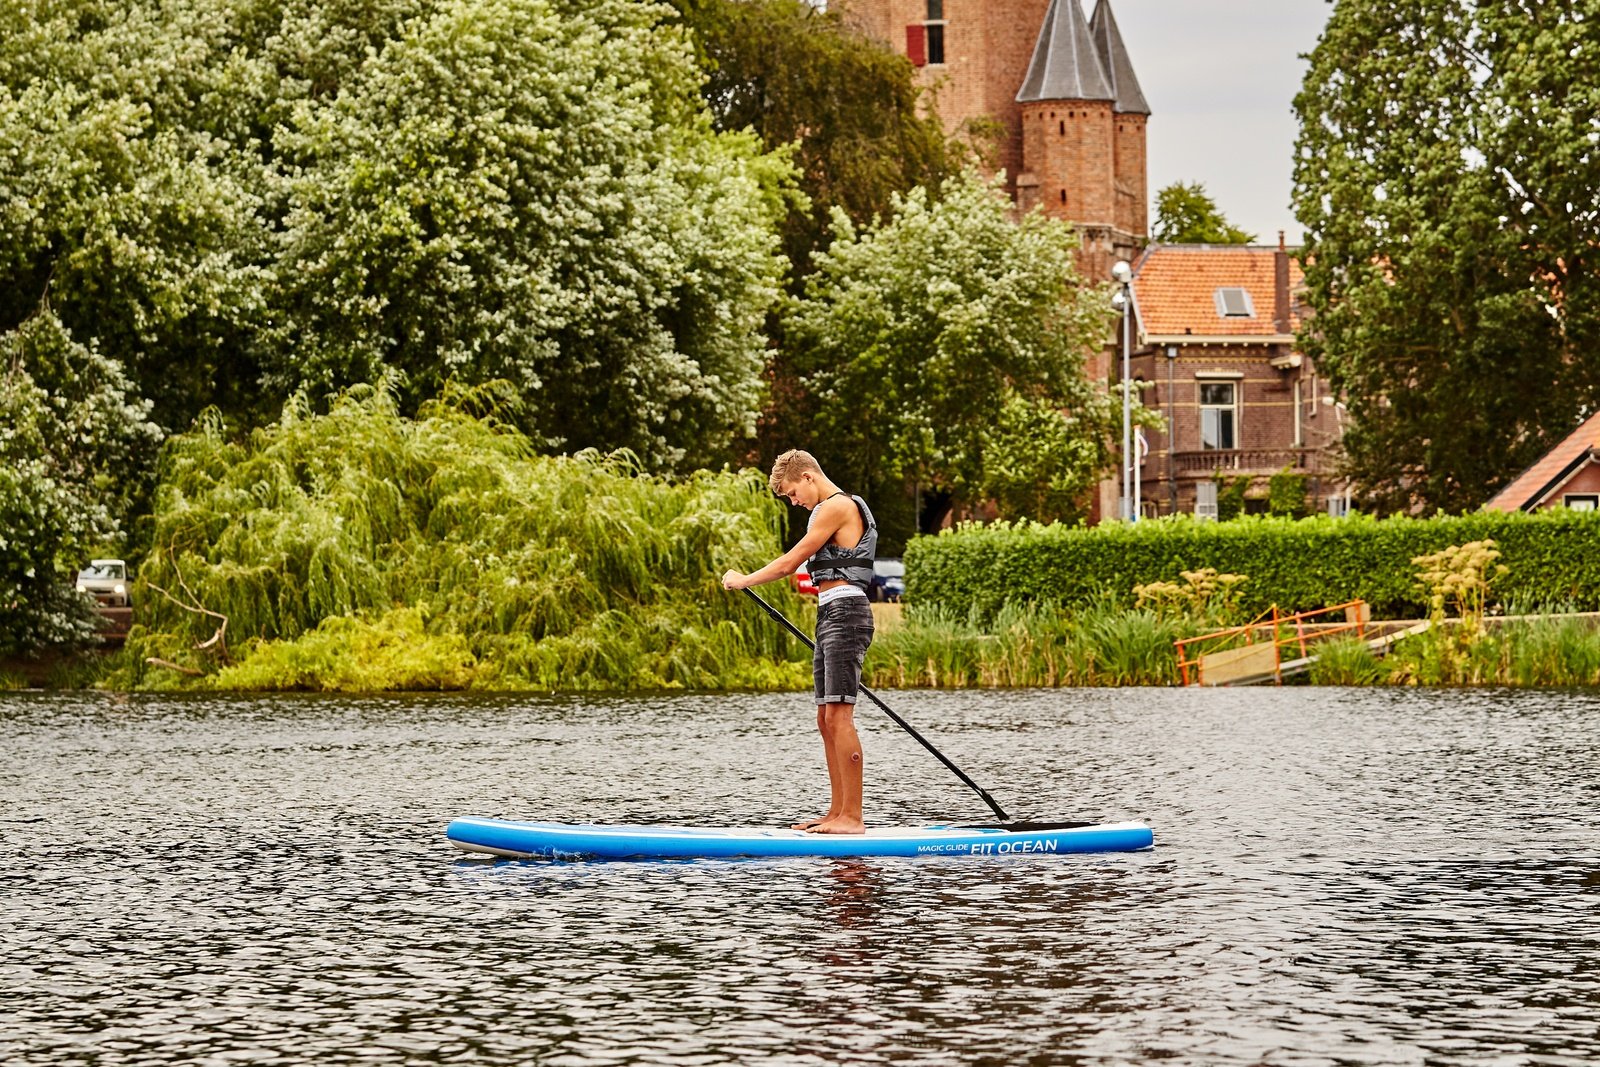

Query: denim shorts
<box><xmin>814</xmin><ymin>595</ymin><xmax>875</xmax><ymax>704</ymax></box>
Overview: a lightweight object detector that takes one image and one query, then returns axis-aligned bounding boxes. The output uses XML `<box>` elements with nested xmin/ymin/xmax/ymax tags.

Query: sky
<box><xmin>1108</xmin><ymin>0</ymin><xmax>1335</xmax><ymax>246</ymax></box>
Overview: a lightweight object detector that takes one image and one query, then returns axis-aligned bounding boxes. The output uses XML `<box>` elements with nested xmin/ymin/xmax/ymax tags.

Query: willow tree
<box><xmin>784</xmin><ymin>173</ymin><xmax>1118</xmax><ymax>542</ymax></box>
<box><xmin>1293</xmin><ymin>0</ymin><xmax>1600</xmax><ymax>513</ymax></box>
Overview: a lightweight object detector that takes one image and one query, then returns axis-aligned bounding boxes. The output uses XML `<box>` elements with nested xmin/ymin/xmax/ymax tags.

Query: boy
<box><xmin>721</xmin><ymin>450</ymin><xmax>877</xmax><ymax>834</ymax></box>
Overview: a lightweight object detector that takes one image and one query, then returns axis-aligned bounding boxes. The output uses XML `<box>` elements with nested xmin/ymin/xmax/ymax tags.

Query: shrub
<box><xmin>906</xmin><ymin>510</ymin><xmax>1600</xmax><ymax>622</ymax></box>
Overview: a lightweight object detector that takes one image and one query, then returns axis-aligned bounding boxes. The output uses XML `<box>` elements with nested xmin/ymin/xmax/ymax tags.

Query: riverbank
<box><xmin>11</xmin><ymin>603</ymin><xmax>1600</xmax><ymax>692</ymax></box>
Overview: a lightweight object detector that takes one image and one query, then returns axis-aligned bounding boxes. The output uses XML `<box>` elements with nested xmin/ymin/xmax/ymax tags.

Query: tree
<box><xmin>267</xmin><ymin>0</ymin><xmax>795</xmax><ymax>471</ymax></box>
<box><xmin>667</xmin><ymin>0</ymin><xmax>965</xmax><ymax>280</ymax></box>
<box><xmin>1152</xmin><ymin>182</ymin><xmax>1256</xmax><ymax>244</ymax></box>
<box><xmin>1</xmin><ymin>0</ymin><xmax>798</xmax><ymax>472</ymax></box>
<box><xmin>0</xmin><ymin>0</ymin><xmax>278</xmax><ymax>431</ymax></box>
<box><xmin>0</xmin><ymin>312</ymin><xmax>162</xmax><ymax>654</ymax></box>
<box><xmin>784</xmin><ymin>173</ymin><xmax>1120</xmax><ymax>543</ymax></box>
<box><xmin>979</xmin><ymin>392</ymin><xmax>1107</xmax><ymax>525</ymax></box>
<box><xmin>1293</xmin><ymin>0</ymin><xmax>1600</xmax><ymax>513</ymax></box>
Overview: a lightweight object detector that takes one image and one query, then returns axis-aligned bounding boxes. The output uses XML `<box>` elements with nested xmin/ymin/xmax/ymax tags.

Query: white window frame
<box><xmin>1198</xmin><ymin>379</ymin><xmax>1239</xmax><ymax>451</ymax></box>
<box><xmin>1563</xmin><ymin>493</ymin><xmax>1598</xmax><ymax>511</ymax></box>
<box><xmin>1195</xmin><ymin>481</ymin><xmax>1219</xmax><ymax>520</ymax></box>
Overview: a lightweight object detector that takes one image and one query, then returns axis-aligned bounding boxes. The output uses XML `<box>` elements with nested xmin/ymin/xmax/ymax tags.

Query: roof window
<box><xmin>1214</xmin><ymin>288</ymin><xmax>1255</xmax><ymax>318</ymax></box>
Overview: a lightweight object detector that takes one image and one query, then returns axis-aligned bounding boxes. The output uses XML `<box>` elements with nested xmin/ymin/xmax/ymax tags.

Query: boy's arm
<box><xmin>721</xmin><ymin>497</ymin><xmax>851</xmax><ymax>590</ymax></box>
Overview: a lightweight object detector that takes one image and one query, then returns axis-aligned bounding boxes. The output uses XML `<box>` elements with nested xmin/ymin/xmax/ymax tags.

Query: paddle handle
<box><xmin>742</xmin><ymin>587</ymin><xmax>1010</xmax><ymax>822</ymax></box>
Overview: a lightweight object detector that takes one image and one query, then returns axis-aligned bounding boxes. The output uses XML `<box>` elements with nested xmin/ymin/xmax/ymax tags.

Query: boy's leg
<box><xmin>793</xmin><ymin>705</ymin><xmax>841</xmax><ymax>830</ymax></box>
<box><xmin>810</xmin><ymin>702</ymin><xmax>864</xmax><ymax>834</ymax></box>
<box><xmin>805</xmin><ymin>597</ymin><xmax>871</xmax><ymax>835</ymax></box>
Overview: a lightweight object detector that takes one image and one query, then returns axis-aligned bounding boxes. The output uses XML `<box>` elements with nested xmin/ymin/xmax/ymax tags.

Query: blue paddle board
<box><xmin>446</xmin><ymin>817</ymin><xmax>1154</xmax><ymax>861</ymax></box>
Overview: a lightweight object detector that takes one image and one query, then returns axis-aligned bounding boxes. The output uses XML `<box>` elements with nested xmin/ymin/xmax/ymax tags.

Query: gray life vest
<box><xmin>807</xmin><ymin>494</ymin><xmax>877</xmax><ymax>589</ymax></box>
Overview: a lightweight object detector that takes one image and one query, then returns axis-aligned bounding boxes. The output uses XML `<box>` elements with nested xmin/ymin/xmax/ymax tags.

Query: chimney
<box><xmin>1274</xmin><ymin>231</ymin><xmax>1290</xmax><ymax>334</ymax></box>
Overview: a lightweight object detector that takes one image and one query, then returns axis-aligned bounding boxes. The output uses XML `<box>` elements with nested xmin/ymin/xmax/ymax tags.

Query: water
<box><xmin>3</xmin><ymin>687</ymin><xmax>1596</xmax><ymax>1066</ymax></box>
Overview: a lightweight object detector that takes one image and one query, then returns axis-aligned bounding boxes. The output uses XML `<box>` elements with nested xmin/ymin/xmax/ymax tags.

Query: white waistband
<box><xmin>817</xmin><ymin>584</ymin><xmax>868</xmax><ymax>607</ymax></box>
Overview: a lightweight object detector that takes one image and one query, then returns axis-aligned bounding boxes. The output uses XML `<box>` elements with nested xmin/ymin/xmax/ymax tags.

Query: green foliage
<box><xmin>667</xmin><ymin>0</ymin><xmax>961</xmax><ymax>282</ymax></box>
<box><xmin>0</xmin><ymin>0</ymin><xmax>277</xmax><ymax>428</ymax></box>
<box><xmin>905</xmin><ymin>509</ymin><xmax>1600</xmax><ymax>623</ymax></box>
<box><xmin>1503</xmin><ymin>616</ymin><xmax>1600</xmax><ymax>688</ymax></box>
<box><xmin>978</xmin><ymin>390</ymin><xmax>1106</xmax><ymax>525</ymax></box>
<box><xmin>0</xmin><ymin>312</ymin><xmax>162</xmax><ymax>653</ymax></box>
<box><xmin>210</xmin><ymin>608</ymin><xmax>476</xmax><ymax>692</ymax></box>
<box><xmin>1152</xmin><ymin>181</ymin><xmax>1256</xmax><ymax>244</ymax></box>
<box><xmin>118</xmin><ymin>383</ymin><xmax>814</xmax><ymax>690</ymax></box>
<box><xmin>2</xmin><ymin>0</ymin><xmax>796</xmax><ymax>471</ymax></box>
<box><xmin>1267</xmin><ymin>467</ymin><xmax>1308</xmax><ymax>518</ymax></box>
<box><xmin>273</xmin><ymin>0</ymin><xmax>795</xmax><ymax>470</ymax></box>
<box><xmin>864</xmin><ymin>599</ymin><xmax>1192</xmax><ymax>688</ymax></box>
<box><xmin>785</xmin><ymin>172</ymin><xmax>1122</xmax><ymax>544</ymax></box>
<box><xmin>1134</xmin><ymin>567</ymin><xmax>1249</xmax><ymax>627</ymax></box>
<box><xmin>1293</xmin><ymin>1</ymin><xmax>1600</xmax><ymax>513</ymax></box>
<box><xmin>1216</xmin><ymin>474</ymin><xmax>1251</xmax><ymax>521</ymax></box>
<box><xmin>1307</xmin><ymin>635</ymin><xmax>1389</xmax><ymax>685</ymax></box>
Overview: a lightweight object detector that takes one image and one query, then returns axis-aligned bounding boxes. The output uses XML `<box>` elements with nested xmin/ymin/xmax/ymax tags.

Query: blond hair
<box><xmin>769</xmin><ymin>449</ymin><xmax>823</xmax><ymax>494</ymax></box>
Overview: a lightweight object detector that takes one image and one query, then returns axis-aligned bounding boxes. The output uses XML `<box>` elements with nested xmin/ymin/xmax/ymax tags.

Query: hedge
<box><xmin>904</xmin><ymin>511</ymin><xmax>1600</xmax><ymax>620</ymax></box>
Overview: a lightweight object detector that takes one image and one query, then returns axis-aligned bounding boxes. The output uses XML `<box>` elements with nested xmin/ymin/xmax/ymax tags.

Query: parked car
<box><xmin>76</xmin><ymin>559</ymin><xmax>130</xmax><ymax>607</ymax></box>
<box><xmin>791</xmin><ymin>564</ymin><xmax>817</xmax><ymax>596</ymax></box>
<box><xmin>869</xmin><ymin>558</ymin><xmax>905</xmax><ymax>602</ymax></box>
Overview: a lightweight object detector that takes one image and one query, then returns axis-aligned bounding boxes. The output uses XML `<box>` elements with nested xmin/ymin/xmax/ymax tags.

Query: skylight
<box><xmin>1214</xmin><ymin>288</ymin><xmax>1254</xmax><ymax>318</ymax></box>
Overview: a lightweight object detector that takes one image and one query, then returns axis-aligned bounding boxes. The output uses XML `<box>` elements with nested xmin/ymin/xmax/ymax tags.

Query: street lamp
<box><xmin>1322</xmin><ymin>396</ymin><xmax>1352</xmax><ymax>516</ymax></box>
<box><xmin>1111</xmin><ymin>260</ymin><xmax>1135</xmax><ymax>521</ymax></box>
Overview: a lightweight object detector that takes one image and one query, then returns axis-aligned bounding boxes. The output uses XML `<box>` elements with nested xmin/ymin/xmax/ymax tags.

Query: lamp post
<box><xmin>1322</xmin><ymin>396</ymin><xmax>1352</xmax><ymax>515</ymax></box>
<box><xmin>1111</xmin><ymin>260</ymin><xmax>1135</xmax><ymax>521</ymax></box>
<box><xmin>1166</xmin><ymin>345</ymin><xmax>1178</xmax><ymax>514</ymax></box>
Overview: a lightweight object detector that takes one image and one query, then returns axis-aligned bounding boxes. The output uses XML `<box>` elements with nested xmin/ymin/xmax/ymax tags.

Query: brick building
<box><xmin>842</xmin><ymin>1</ymin><xmax>1344</xmax><ymax>520</ymax></box>
<box><xmin>1125</xmin><ymin>241</ymin><xmax>1350</xmax><ymax>518</ymax></box>
<box><xmin>1484</xmin><ymin>411</ymin><xmax>1600</xmax><ymax>512</ymax></box>
<box><xmin>840</xmin><ymin>0</ymin><xmax>1148</xmax><ymax>280</ymax></box>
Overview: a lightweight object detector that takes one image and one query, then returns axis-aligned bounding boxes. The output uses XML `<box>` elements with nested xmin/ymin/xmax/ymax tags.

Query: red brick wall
<box><xmin>842</xmin><ymin>1</ymin><xmax>1058</xmax><ymax>198</ymax></box>
<box><xmin>1121</xmin><ymin>345</ymin><xmax>1342</xmax><ymax>515</ymax></box>
<box><xmin>1113</xmin><ymin>113</ymin><xmax>1147</xmax><ymax>239</ymax></box>
<box><xmin>1020</xmin><ymin>100</ymin><xmax>1115</xmax><ymax>225</ymax></box>
<box><xmin>1541</xmin><ymin>461</ymin><xmax>1600</xmax><ymax>508</ymax></box>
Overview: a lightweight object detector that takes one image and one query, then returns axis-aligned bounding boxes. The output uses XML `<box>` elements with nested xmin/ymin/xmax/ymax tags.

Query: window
<box><xmin>1564</xmin><ymin>494</ymin><xmax>1598</xmax><ymax>511</ymax></box>
<box><xmin>1195</xmin><ymin>481</ymin><xmax>1219</xmax><ymax>520</ymax></box>
<box><xmin>1214</xmin><ymin>287</ymin><xmax>1254</xmax><ymax>318</ymax></box>
<box><xmin>924</xmin><ymin>0</ymin><xmax>945</xmax><ymax>65</ymax></box>
<box><xmin>1199</xmin><ymin>381</ymin><xmax>1237</xmax><ymax>450</ymax></box>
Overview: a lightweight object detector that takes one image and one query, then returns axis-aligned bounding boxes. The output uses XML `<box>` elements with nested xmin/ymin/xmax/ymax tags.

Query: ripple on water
<box><xmin>2</xmin><ymin>687</ymin><xmax>1597</xmax><ymax>1066</ymax></box>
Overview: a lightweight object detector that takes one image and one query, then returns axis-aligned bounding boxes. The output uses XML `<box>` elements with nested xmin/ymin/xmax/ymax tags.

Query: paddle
<box><xmin>742</xmin><ymin>586</ymin><xmax>1013</xmax><ymax>822</ymax></box>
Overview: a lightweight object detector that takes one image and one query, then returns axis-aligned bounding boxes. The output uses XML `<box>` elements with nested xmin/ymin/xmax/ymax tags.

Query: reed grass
<box><xmin>864</xmin><ymin>600</ymin><xmax>1193</xmax><ymax>688</ymax></box>
<box><xmin>1306</xmin><ymin>636</ymin><xmax>1389</xmax><ymax>685</ymax></box>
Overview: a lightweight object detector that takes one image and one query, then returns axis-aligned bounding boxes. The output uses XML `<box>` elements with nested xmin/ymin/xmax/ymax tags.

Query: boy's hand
<box><xmin>721</xmin><ymin>570</ymin><xmax>747</xmax><ymax>590</ymax></box>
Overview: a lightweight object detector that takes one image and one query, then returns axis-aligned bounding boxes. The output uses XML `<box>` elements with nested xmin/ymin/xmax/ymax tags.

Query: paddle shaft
<box><xmin>742</xmin><ymin>587</ymin><xmax>1011</xmax><ymax>821</ymax></box>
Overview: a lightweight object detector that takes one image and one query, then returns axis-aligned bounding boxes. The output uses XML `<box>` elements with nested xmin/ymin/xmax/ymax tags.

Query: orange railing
<box><xmin>1175</xmin><ymin>600</ymin><xmax>1370</xmax><ymax>686</ymax></box>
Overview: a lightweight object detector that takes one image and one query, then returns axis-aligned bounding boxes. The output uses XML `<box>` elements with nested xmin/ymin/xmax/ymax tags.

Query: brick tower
<box><xmin>839</xmin><ymin>0</ymin><xmax>1149</xmax><ymax>282</ymax></box>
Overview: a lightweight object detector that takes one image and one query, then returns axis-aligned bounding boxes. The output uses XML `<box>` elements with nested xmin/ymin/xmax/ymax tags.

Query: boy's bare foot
<box><xmin>791</xmin><ymin>817</ymin><xmax>827</xmax><ymax>830</ymax></box>
<box><xmin>806</xmin><ymin>817</ymin><xmax>865</xmax><ymax>835</ymax></box>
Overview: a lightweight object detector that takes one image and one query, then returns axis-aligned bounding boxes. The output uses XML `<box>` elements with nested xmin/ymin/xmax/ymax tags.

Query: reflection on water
<box><xmin>824</xmin><ymin>859</ymin><xmax>881</xmax><ymax>929</ymax></box>
<box><xmin>2</xmin><ymin>686</ymin><xmax>1597</xmax><ymax>1066</ymax></box>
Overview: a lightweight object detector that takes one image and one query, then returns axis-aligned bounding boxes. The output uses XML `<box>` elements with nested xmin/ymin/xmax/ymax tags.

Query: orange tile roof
<box><xmin>1483</xmin><ymin>410</ymin><xmax>1600</xmax><ymax>512</ymax></box>
<box><xmin>1131</xmin><ymin>244</ymin><xmax>1305</xmax><ymax>339</ymax></box>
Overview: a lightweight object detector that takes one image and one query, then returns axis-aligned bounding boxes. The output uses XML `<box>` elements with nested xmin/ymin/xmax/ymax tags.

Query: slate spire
<box><xmin>1089</xmin><ymin>0</ymin><xmax>1150</xmax><ymax>115</ymax></box>
<box><xmin>1016</xmin><ymin>0</ymin><xmax>1113</xmax><ymax>104</ymax></box>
